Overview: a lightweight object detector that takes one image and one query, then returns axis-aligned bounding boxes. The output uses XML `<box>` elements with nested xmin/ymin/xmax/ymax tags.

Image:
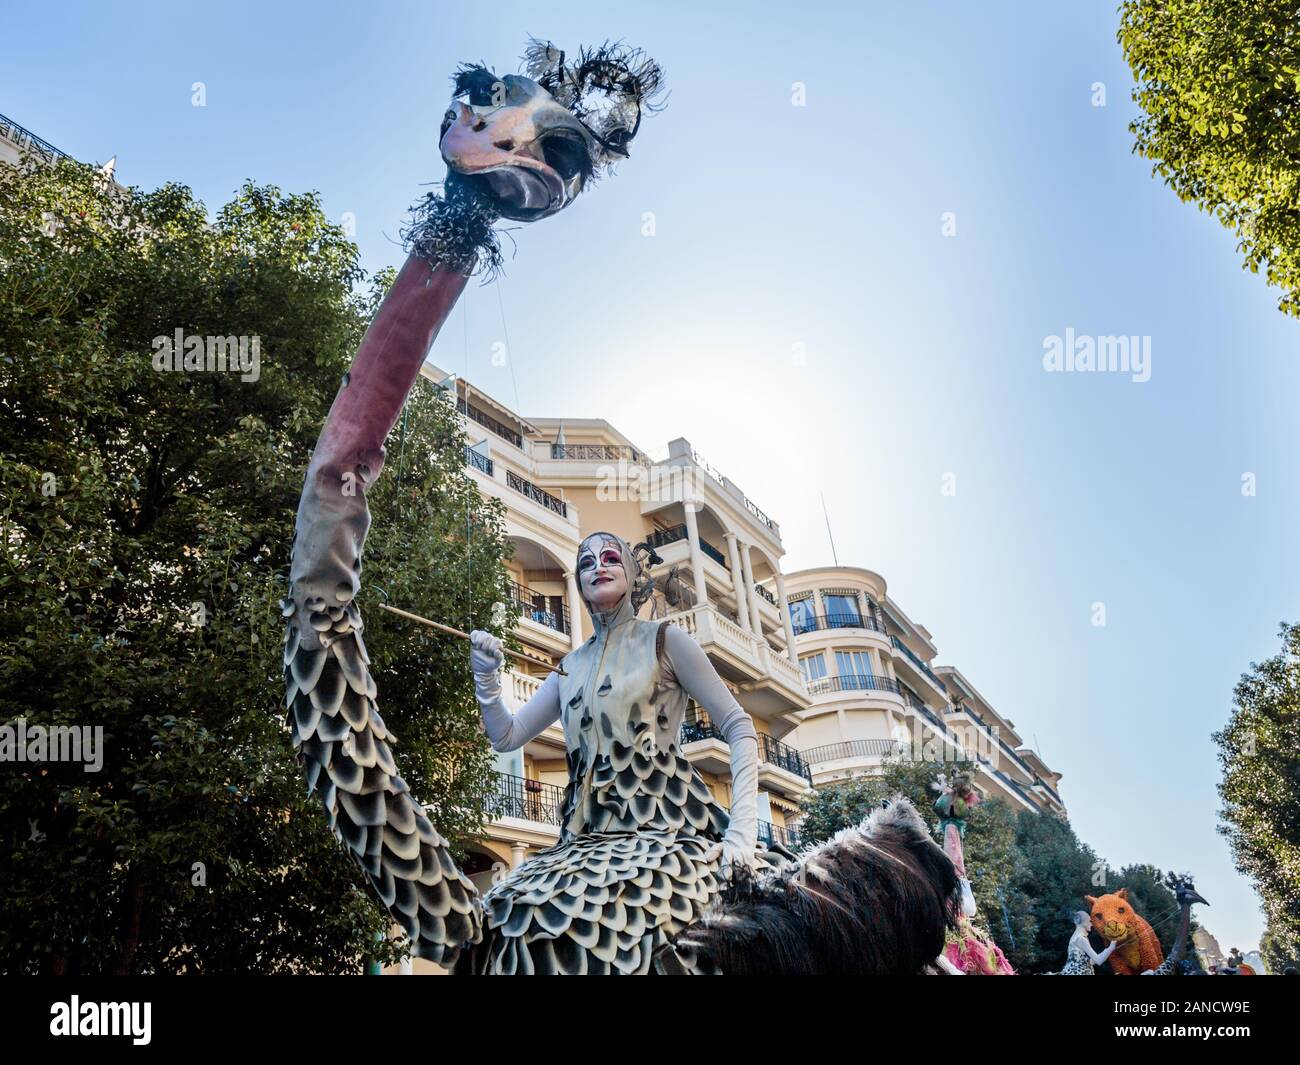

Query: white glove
<box><xmin>470</xmin><ymin>629</ymin><xmax>504</xmax><ymax>676</ymax></box>
<box><xmin>704</xmin><ymin>735</ymin><xmax>760</xmax><ymax>883</ymax></box>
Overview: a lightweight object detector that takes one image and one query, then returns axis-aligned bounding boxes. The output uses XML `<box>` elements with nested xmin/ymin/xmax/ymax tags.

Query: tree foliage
<box><xmin>1119</xmin><ymin>0</ymin><xmax>1300</xmax><ymax>316</ymax></box>
<box><xmin>0</xmin><ymin>157</ymin><xmax>510</xmax><ymax>973</ymax></box>
<box><xmin>1214</xmin><ymin>621</ymin><xmax>1300</xmax><ymax>973</ymax></box>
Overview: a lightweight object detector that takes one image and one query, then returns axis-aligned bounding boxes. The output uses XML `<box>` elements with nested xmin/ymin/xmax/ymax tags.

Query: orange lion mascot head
<box><xmin>1084</xmin><ymin>889</ymin><xmax>1164</xmax><ymax>975</ymax></box>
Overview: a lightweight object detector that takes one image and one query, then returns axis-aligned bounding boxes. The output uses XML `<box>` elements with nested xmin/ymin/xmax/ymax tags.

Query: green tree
<box><xmin>1007</xmin><ymin>806</ymin><xmax>1102</xmax><ymax>972</ymax></box>
<box><xmin>1118</xmin><ymin>0</ymin><xmax>1300</xmax><ymax>316</ymax></box>
<box><xmin>1213</xmin><ymin>621</ymin><xmax>1300</xmax><ymax>972</ymax></box>
<box><xmin>0</xmin><ymin>157</ymin><xmax>509</xmax><ymax>973</ymax></box>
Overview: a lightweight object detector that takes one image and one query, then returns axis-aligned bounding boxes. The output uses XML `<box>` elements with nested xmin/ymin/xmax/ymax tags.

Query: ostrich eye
<box><xmin>540</xmin><ymin>132</ymin><xmax>591</xmax><ymax>182</ymax></box>
<box><xmin>1118</xmin><ymin>907</ymin><xmax>1125</xmax><ymax>913</ymax></box>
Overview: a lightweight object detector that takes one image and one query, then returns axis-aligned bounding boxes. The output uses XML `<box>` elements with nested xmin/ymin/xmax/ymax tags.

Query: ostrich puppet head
<box><xmin>407</xmin><ymin>39</ymin><xmax>664</xmax><ymax>272</ymax></box>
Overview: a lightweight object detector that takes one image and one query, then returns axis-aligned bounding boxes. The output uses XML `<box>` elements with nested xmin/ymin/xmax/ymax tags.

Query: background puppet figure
<box><xmin>931</xmin><ymin>770</ymin><xmax>1016</xmax><ymax>974</ymax></box>
<box><xmin>932</xmin><ymin>770</ymin><xmax>979</xmax><ymax>916</ymax></box>
<box><xmin>1084</xmin><ymin>888</ymin><xmax>1164</xmax><ymax>975</ymax></box>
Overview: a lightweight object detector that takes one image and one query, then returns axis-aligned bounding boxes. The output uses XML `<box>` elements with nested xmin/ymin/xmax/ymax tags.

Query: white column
<box><xmin>723</xmin><ymin>532</ymin><xmax>750</xmax><ymax>631</ymax></box>
<box><xmin>682</xmin><ymin>503</ymin><xmax>708</xmax><ymax>607</ymax></box>
<box><xmin>775</xmin><ymin>570</ymin><xmax>798</xmax><ymax>664</ymax></box>
<box><xmin>510</xmin><ymin>842</ymin><xmax>528</xmax><ymax>868</ymax></box>
<box><xmin>564</xmin><ymin>569</ymin><xmax>583</xmax><ymax>648</ymax></box>
<box><xmin>739</xmin><ymin>543</ymin><xmax>763</xmax><ymax>640</ymax></box>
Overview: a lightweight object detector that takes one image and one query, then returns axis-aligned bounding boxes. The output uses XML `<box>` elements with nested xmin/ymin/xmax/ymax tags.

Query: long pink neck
<box><xmin>312</xmin><ymin>255</ymin><xmax>468</xmax><ymax>476</ymax></box>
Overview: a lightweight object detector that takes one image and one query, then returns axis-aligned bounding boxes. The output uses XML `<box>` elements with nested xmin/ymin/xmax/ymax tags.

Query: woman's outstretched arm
<box><xmin>661</xmin><ymin>624</ymin><xmax>760</xmax><ymax>873</ymax></box>
<box><xmin>469</xmin><ymin>630</ymin><xmax>562</xmax><ymax>751</ymax></box>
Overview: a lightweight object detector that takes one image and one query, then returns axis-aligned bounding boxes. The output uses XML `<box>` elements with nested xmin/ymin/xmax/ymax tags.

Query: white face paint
<box><xmin>577</xmin><ymin>534</ymin><xmax>628</xmax><ymax>612</ymax></box>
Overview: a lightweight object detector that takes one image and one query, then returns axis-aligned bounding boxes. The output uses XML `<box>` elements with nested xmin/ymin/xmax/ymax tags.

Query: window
<box><xmin>799</xmin><ymin>653</ymin><xmax>828</xmax><ymax>683</ymax></box>
<box><xmin>822</xmin><ymin>592</ymin><xmax>861</xmax><ymax>626</ymax></box>
<box><xmin>789</xmin><ymin>597</ymin><xmax>817</xmax><ymax>634</ymax></box>
<box><xmin>835</xmin><ymin>650</ymin><xmax>873</xmax><ymax>678</ymax></box>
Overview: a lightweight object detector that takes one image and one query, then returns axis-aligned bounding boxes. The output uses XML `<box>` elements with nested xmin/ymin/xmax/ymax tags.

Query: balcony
<box><xmin>484</xmin><ymin>772</ymin><xmax>566</xmax><ymax>826</ymax></box>
<box><xmin>889</xmin><ymin>635</ymin><xmax>948</xmax><ymax>695</ymax></box>
<box><xmin>951</xmin><ymin>705</ymin><xmax>1036</xmax><ymax>781</ymax></box>
<box><xmin>793</xmin><ymin>612</ymin><xmax>887</xmax><ymax>636</ymax></box>
<box><xmin>757</xmin><ymin>819</ymin><xmax>802</xmax><ymax>852</ymax></box>
<box><xmin>806</xmin><ymin>673</ymin><xmax>901</xmax><ymax>697</ymax></box>
<box><xmin>664</xmin><ymin>605</ymin><xmax>806</xmax><ymax>715</ymax></box>
<box><xmin>754</xmin><ymin>583</ymin><xmax>777</xmax><ymax>606</ymax></box>
<box><xmin>508</xmin><ymin>579</ymin><xmax>569</xmax><ymax>636</ymax></box>
<box><xmin>648</xmin><ymin>523</ymin><xmax>727</xmax><ymax>567</ymax></box>
<box><xmin>689</xmin><ymin>446</ymin><xmax>775</xmax><ymax>534</ymax></box>
<box><xmin>464</xmin><ymin>446</ymin><xmax>493</xmax><ymax>477</ymax></box>
<box><xmin>458</xmin><ymin>398</ymin><xmax>522</xmax><ymax>449</ymax></box>
<box><xmin>506</xmin><ymin>469</ymin><xmax>568</xmax><ymax>518</ymax></box>
<box><xmin>551</xmin><ymin>443</ymin><xmax>643</xmax><ymax>463</ymax></box>
<box><xmin>802</xmin><ymin>738</ymin><xmax>908</xmax><ymax>766</ymax></box>
<box><xmin>757</xmin><ymin>733</ymin><xmax>812</xmax><ymax>784</ymax></box>
<box><xmin>680</xmin><ymin>713</ymin><xmax>812</xmax><ymax>786</ymax></box>
<box><xmin>976</xmin><ymin>757</ymin><xmax>1039</xmax><ymax>810</ymax></box>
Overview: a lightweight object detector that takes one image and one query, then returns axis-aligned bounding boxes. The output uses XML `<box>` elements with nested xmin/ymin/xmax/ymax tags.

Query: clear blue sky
<box><xmin>7</xmin><ymin>0</ymin><xmax>1297</xmax><ymax>954</ymax></box>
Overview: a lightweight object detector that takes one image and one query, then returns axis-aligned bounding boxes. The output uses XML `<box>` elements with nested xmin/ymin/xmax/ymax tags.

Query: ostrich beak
<box><xmin>440</xmin><ymin>103</ymin><xmax>565</xmax><ymax>217</ymax></box>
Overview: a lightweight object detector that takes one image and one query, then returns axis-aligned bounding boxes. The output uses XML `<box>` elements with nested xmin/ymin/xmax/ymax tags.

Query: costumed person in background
<box><xmin>932</xmin><ymin>770</ymin><xmax>1016</xmax><ymax>975</ymax></box>
<box><xmin>283</xmin><ymin>38</ymin><xmax>964</xmax><ymax>974</ymax></box>
<box><xmin>1053</xmin><ymin>910</ymin><xmax>1117</xmax><ymax>974</ymax></box>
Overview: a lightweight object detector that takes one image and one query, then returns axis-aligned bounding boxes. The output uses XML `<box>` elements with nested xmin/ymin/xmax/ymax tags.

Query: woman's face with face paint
<box><xmin>577</xmin><ymin>535</ymin><xmax>628</xmax><ymax>612</ymax></box>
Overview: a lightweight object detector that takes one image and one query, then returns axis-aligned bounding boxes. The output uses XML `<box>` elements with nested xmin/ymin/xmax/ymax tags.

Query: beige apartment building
<box><xmin>783</xmin><ymin>567</ymin><xmax>1066</xmax><ymax>817</ymax></box>
<box><xmin>423</xmin><ymin>361</ymin><xmax>1067</xmax><ymax>907</ymax></box>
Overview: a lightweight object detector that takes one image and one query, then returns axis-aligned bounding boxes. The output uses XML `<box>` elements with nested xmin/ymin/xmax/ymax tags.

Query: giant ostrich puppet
<box><xmin>282</xmin><ymin>39</ymin><xmax>962</xmax><ymax>974</ymax></box>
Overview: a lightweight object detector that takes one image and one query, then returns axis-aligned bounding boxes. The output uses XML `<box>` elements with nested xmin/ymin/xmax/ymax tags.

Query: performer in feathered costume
<box><xmin>283</xmin><ymin>38</ymin><xmax>962</xmax><ymax>974</ymax></box>
<box><xmin>931</xmin><ymin>770</ymin><xmax>1016</xmax><ymax>974</ymax></box>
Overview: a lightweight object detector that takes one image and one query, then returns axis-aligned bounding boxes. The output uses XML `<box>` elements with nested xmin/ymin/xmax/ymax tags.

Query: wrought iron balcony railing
<box><xmin>976</xmin><ymin>757</ymin><xmax>1038</xmax><ymax>808</ymax></box>
<box><xmin>792</xmin><ymin>612</ymin><xmax>887</xmax><ymax>636</ymax></box>
<box><xmin>485</xmin><ymin>772</ymin><xmax>566</xmax><ymax>826</ymax></box>
<box><xmin>505</xmin><ymin>469</ymin><xmax>567</xmax><ymax>517</ymax></box>
<box><xmin>801</xmin><ymin>738</ymin><xmax>908</xmax><ymax>765</ymax></box>
<box><xmin>0</xmin><ymin>113</ymin><xmax>70</xmax><ymax>164</ymax></box>
<box><xmin>805</xmin><ymin>673</ymin><xmax>901</xmax><ymax>697</ymax></box>
<box><xmin>757</xmin><ymin>819</ymin><xmax>802</xmax><ymax>851</ymax></box>
<box><xmin>680</xmin><ymin>712</ymin><xmax>812</xmax><ymax>785</ymax></box>
<box><xmin>507</xmin><ymin>579</ymin><xmax>569</xmax><ymax>635</ymax></box>
<box><xmin>756</xmin><ymin>733</ymin><xmax>812</xmax><ymax>784</ymax></box>
<box><xmin>646</xmin><ymin>523</ymin><xmax>727</xmax><ymax>568</ymax></box>
<box><xmin>754</xmin><ymin>583</ymin><xmax>777</xmax><ymax>606</ymax></box>
<box><xmin>458</xmin><ymin>398</ymin><xmax>522</xmax><ymax>449</ymax></box>
<box><xmin>464</xmin><ymin>446</ymin><xmax>493</xmax><ymax>476</ymax></box>
<box><xmin>889</xmin><ymin>635</ymin><xmax>947</xmax><ymax>692</ymax></box>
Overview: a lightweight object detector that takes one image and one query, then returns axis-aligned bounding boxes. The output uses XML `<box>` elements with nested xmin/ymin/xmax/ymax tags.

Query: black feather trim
<box><xmin>402</xmin><ymin>174</ymin><xmax>503</xmax><ymax>277</ymax></box>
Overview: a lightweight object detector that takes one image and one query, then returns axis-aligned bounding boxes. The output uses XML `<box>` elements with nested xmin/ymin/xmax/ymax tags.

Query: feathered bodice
<box><xmin>554</xmin><ymin>615</ymin><xmax>728</xmax><ymax>842</ymax></box>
